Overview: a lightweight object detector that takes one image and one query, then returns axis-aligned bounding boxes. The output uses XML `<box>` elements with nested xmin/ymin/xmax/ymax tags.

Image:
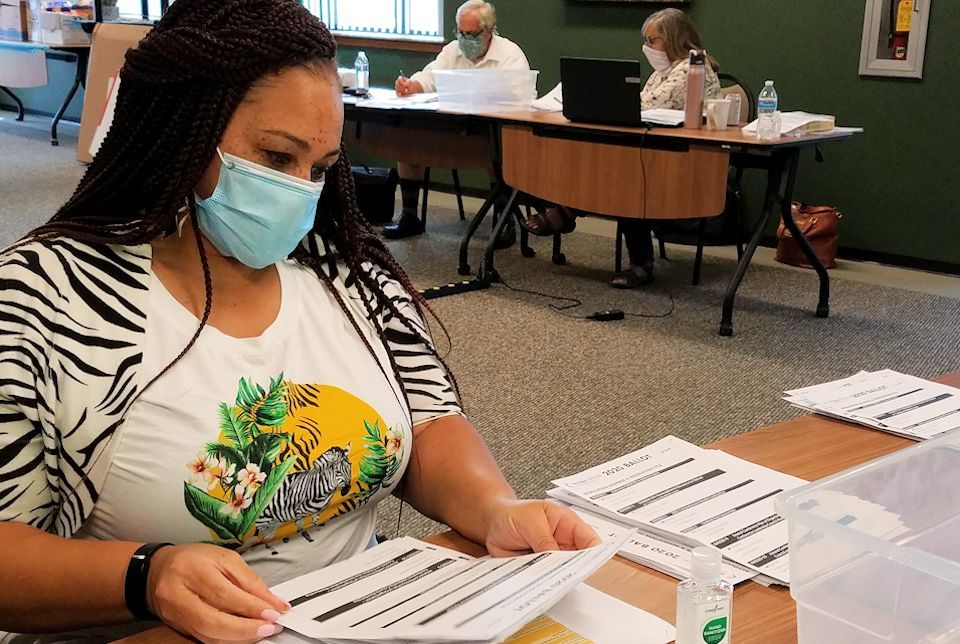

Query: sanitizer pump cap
<box><xmin>691</xmin><ymin>546</ymin><xmax>722</xmax><ymax>582</ymax></box>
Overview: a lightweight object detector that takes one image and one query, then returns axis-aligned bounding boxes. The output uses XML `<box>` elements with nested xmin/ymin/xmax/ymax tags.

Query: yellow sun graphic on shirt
<box><xmin>184</xmin><ymin>376</ymin><xmax>405</xmax><ymax>546</ymax></box>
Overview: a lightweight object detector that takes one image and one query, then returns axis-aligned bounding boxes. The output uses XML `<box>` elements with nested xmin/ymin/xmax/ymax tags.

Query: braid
<box><xmin>14</xmin><ymin>0</ymin><xmax>459</xmax><ymax>414</ymax></box>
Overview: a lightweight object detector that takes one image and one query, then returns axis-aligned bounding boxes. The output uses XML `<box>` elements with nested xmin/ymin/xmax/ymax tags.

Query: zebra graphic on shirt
<box><xmin>255</xmin><ymin>443</ymin><xmax>353</xmax><ymax>540</ymax></box>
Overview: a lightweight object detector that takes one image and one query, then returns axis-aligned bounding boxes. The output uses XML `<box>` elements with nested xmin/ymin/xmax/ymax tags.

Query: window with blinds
<box><xmin>304</xmin><ymin>0</ymin><xmax>444</xmax><ymax>41</ymax></box>
<box><xmin>113</xmin><ymin>0</ymin><xmax>165</xmax><ymax>21</ymax></box>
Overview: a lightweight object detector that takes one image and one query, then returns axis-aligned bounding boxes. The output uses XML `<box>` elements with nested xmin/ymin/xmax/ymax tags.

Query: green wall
<box><xmin>5</xmin><ymin>1</ymin><xmax>958</xmax><ymax>266</ymax></box>
<box><xmin>338</xmin><ymin>0</ymin><xmax>959</xmax><ymax>267</ymax></box>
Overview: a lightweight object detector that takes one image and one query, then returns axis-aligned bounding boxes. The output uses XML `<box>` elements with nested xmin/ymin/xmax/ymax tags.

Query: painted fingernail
<box><xmin>256</xmin><ymin>624</ymin><xmax>278</xmax><ymax>639</ymax></box>
<box><xmin>261</xmin><ymin>608</ymin><xmax>281</xmax><ymax>622</ymax></box>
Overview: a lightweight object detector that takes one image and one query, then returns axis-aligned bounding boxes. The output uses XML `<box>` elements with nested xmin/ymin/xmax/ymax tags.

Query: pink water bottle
<box><xmin>684</xmin><ymin>49</ymin><xmax>706</xmax><ymax>129</ymax></box>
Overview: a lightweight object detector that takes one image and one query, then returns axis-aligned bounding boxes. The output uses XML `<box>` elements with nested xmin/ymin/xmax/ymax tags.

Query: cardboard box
<box><xmin>0</xmin><ymin>0</ymin><xmax>29</xmax><ymax>41</ymax></box>
<box><xmin>39</xmin><ymin>10</ymin><xmax>90</xmax><ymax>45</ymax></box>
<box><xmin>77</xmin><ymin>22</ymin><xmax>151</xmax><ymax>163</ymax></box>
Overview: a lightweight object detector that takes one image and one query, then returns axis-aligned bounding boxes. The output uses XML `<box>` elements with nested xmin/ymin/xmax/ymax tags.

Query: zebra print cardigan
<box><xmin>0</xmin><ymin>237</ymin><xmax>461</xmax><ymax>539</ymax></box>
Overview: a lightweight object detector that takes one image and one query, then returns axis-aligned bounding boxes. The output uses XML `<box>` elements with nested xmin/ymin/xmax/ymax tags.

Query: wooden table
<box><xmin>0</xmin><ymin>38</ymin><xmax>91</xmax><ymax>145</ymax></box>
<box><xmin>467</xmin><ymin>109</ymin><xmax>857</xmax><ymax>336</ymax></box>
<box><xmin>342</xmin><ymin>96</ymin><xmax>860</xmax><ymax>336</ymax></box>
<box><xmin>121</xmin><ymin>372</ymin><xmax>959</xmax><ymax>644</ymax></box>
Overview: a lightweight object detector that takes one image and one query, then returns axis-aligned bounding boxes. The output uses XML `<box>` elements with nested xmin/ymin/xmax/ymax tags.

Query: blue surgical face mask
<box><xmin>194</xmin><ymin>149</ymin><xmax>324</xmax><ymax>269</ymax></box>
<box><xmin>458</xmin><ymin>33</ymin><xmax>486</xmax><ymax>60</ymax></box>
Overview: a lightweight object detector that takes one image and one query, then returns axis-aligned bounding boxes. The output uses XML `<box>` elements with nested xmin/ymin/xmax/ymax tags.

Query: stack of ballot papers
<box><xmin>550</xmin><ymin>493</ymin><xmax>759</xmax><ymax>586</ymax></box>
<box><xmin>343</xmin><ymin>88</ymin><xmax>440</xmax><ymax>111</ymax></box>
<box><xmin>548</xmin><ymin>436</ymin><xmax>806</xmax><ymax>586</ymax></box>
<box><xmin>271</xmin><ymin>524</ymin><xmax>675</xmax><ymax>643</ymax></box>
<box><xmin>640</xmin><ymin>108</ymin><xmax>685</xmax><ymax>127</ymax></box>
<box><xmin>741</xmin><ymin>111</ymin><xmax>863</xmax><ymax>137</ymax></box>
<box><xmin>784</xmin><ymin>369</ymin><xmax>960</xmax><ymax>441</ymax></box>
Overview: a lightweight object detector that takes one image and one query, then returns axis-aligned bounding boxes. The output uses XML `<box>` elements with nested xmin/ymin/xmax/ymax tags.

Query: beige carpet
<box><xmin>3</xmin><ymin>115</ymin><xmax>959</xmax><ymax>540</ymax></box>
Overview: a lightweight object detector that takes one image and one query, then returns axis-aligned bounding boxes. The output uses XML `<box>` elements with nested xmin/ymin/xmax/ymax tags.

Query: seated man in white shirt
<box><xmin>383</xmin><ymin>0</ymin><xmax>530</xmax><ymax>241</ymax></box>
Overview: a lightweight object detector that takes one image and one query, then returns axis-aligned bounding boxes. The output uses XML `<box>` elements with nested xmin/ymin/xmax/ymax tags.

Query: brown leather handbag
<box><xmin>776</xmin><ymin>203</ymin><xmax>842</xmax><ymax>269</ymax></box>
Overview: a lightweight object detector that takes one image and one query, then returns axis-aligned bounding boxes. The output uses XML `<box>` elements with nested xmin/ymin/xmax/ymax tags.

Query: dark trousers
<box><xmin>621</xmin><ymin>219</ymin><xmax>654</xmax><ymax>267</ymax></box>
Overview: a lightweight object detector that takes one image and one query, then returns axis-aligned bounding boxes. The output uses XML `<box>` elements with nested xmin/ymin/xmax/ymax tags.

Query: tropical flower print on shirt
<box><xmin>183</xmin><ymin>374</ymin><xmax>406</xmax><ymax>547</ymax></box>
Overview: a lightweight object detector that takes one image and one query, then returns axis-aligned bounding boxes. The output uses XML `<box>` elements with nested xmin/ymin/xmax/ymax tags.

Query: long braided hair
<box><xmin>20</xmin><ymin>0</ymin><xmax>456</xmax><ymax>411</ymax></box>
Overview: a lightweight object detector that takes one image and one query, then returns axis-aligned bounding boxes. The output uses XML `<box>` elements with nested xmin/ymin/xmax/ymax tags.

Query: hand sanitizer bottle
<box><xmin>676</xmin><ymin>546</ymin><xmax>733</xmax><ymax>644</ymax></box>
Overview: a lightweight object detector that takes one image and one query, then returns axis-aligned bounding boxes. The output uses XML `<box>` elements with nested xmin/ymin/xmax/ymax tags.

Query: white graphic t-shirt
<box><xmin>77</xmin><ymin>260</ymin><xmax>438</xmax><ymax>584</ymax></box>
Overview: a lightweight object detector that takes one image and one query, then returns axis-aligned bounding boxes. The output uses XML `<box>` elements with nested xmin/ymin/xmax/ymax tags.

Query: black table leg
<box><xmin>478</xmin><ymin>188</ymin><xmax>520</xmax><ymax>283</ymax></box>
<box><xmin>458</xmin><ymin>183</ymin><xmax>503</xmax><ymax>276</ymax></box>
<box><xmin>0</xmin><ymin>86</ymin><xmax>25</xmax><ymax>121</ymax></box>
<box><xmin>719</xmin><ymin>147</ymin><xmax>828</xmax><ymax>336</ymax></box>
<box><xmin>50</xmin><ymin>49</ymin><xmax>88</xmax><ymax>147</ymax></box>
<box><xmin>777</xmin><ymin>152</ymin><xmax>830</xmax><ymax>318</ymax></box>
<box><xmin>719</xmin><ymin>149</ymin><xmax>789</xmax><ymax>336</ymax></box>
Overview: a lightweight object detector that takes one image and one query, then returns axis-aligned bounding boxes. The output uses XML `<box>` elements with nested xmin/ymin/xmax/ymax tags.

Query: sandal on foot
<box><xmin>520</xmin><ymin>206</ymin><xmax>577</xmax><ymax>237</ymax></box>
<box><xmin>610</xmin><ymin>264</ymin><xmax>654</xmax><ymax>289</ymax></box>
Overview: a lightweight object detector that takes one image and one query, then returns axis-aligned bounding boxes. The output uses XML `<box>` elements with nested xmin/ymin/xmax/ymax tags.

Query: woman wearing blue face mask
<box><xmin>523</xmin><ymin>9</ymin><xmax>721</xmax><ymax>289</ymax></box>
<box><xmin>387</xmin><ymin>0</ymin><xmax>530</xmax><ymax>240</ymax></box>
<box><xmin>0</xmin><ymin>1</ymin><xmax>597</xmax><ymax>642</ymax></box>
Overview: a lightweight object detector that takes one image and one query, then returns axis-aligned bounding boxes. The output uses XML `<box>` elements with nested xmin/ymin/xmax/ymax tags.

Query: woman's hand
<box><xmin>484</xmin><ymin>500</ymin><xmax>602</xmax><ymax>557</ymax></box>
<box><xmin>147</xmin><ymin>543</ymin><xmax>289</xmax><ymax>643</ymax></box>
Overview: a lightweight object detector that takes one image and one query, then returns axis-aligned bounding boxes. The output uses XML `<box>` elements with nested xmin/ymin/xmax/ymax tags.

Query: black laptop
<box><xmin>560</xmin><ymin>57</ymin><xmax>646</xmax><ymax>127</ymax></box>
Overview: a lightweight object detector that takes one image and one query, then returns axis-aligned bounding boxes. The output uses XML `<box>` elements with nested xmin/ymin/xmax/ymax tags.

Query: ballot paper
<box><xmin>273</xmin><ymin>531</ymin><xmax>631</xmax><ymax>643</ymax></box>
<box><xmin>266</xmin><ymin>582</ymin><xmax>673</xmax><ymax>644</ymax></box>
<box><xmin>784</xmin><ymin>370</ymin><xmax>960</xmax><ymax>441</ymax></box>
<box><xmin>549</xmin><ymin>491</ymin><xmax>757</xmax><ymax>586</ymax></box>
<box><xmin>551</xmin><ymin>436</ymin><xmax>806</xmax><ymax>585</ymax></box>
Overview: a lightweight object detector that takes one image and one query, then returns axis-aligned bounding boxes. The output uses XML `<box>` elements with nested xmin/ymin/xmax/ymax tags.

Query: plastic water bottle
<box><xmin>354</xmin><ymin>51</ymin><xmax>369</xmax><ymax>94</ymax></box>
<box><xmin>756</xmin><ymin>80</ymin><xmax>779</xmax><ymax>140</ymax></box>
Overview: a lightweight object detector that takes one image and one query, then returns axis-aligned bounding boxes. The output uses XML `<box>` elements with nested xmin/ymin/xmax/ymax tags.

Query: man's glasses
<box><xmin>644</xmin><ymin>35</ymin><xmax>664</xmax><ymax>46</ymax></box>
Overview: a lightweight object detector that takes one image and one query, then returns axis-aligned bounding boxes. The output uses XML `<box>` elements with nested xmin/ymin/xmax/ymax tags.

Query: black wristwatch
<box><xmin>124</xmin><ymin>542</ymin><xmax>173</xmax><ymax>621</ymax></box>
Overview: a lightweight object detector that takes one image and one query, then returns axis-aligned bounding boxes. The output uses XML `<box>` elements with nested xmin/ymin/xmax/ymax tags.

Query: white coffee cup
<box><xmin>705</xmin><ymin>98</ymin><xmax>731</xmax><ymax>130</ymax></box>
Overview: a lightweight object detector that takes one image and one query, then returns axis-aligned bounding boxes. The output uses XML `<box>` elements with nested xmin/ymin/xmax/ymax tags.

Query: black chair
<box><xmin>650</xmin><ymin>72</ymin><xmax>757</xmax><ymax>285</ymax></box>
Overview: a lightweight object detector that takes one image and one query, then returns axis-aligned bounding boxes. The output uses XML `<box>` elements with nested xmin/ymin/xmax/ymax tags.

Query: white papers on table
<box><xmin>640</xmin><ymin>108</ymin><xmax>686</xmax><ymax>127</ymax></box>
<box><xmin>741</xmin><ymin>111</ymin><xmax>864</xmax><ymax>137</ymax></box>
<box><xmin>549</xmin><ymin>492</ymin><xmax>758</xmax><ymax>586</ymax></box>
<box><xmin>267</xmin><ymin>583</ymin><xmax>673</xmax><ymax>644</ymax></box>
<box><xmin>551</xmin><ymin>436</ymin><xmax>806</xmax><ymax>585</ymax></box>
<box><xmin>503</xmin><ymin>584</ymin><xmax>675</xmax><ymax>644</ymax></box>
<box><xmin>784</xmin><ymin>369</ymin><xmax>960</xmax><ymax>441</ymax></box>
<box><xmin>273</xmin><ymin>531</ymin><xmax>631</xmax><ymax>643</ymax></box>
<box><xmin>347</xmin><ymin>88</ymin><xmax>440</xmax><ymax>111</ymax></box>
<box><xmin>531</xmin><ymin>83</ymin><xmax>563</xmax><ymax>112</ymax></box>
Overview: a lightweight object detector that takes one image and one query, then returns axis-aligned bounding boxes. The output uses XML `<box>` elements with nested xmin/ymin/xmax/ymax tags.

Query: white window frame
<box><xmin>304</xmin><ymin>0</ymin><xmax>444</xmax><ymax>44</ymax></box>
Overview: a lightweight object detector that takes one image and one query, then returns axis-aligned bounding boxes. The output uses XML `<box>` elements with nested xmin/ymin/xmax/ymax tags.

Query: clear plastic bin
<box><xmin>776</xmin><ymin>431</ymin><xmax>960</xmax><ymax>643</ymax></box>
<box><xmin>434</xmin><ymin>69</ymin><xmax>538</xmax><ymax>112</ymax></box>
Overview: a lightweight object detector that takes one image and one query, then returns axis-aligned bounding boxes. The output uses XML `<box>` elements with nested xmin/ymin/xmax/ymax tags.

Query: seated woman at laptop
<box><xmin>522</xmin><ymin>8</ymin><xmax>720</xmax><ymax>288</ymax></box>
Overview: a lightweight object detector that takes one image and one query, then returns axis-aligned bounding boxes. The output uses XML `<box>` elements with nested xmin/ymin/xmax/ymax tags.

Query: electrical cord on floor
<box><xmin>497</xmin><ymin>274</ymin><xmax>585</xmax><ymax>318</ymax></box>
<box><xmin>498</xmin><ymin>273</ymin><xmax>675</xmax><ymax>320</ymax></box>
